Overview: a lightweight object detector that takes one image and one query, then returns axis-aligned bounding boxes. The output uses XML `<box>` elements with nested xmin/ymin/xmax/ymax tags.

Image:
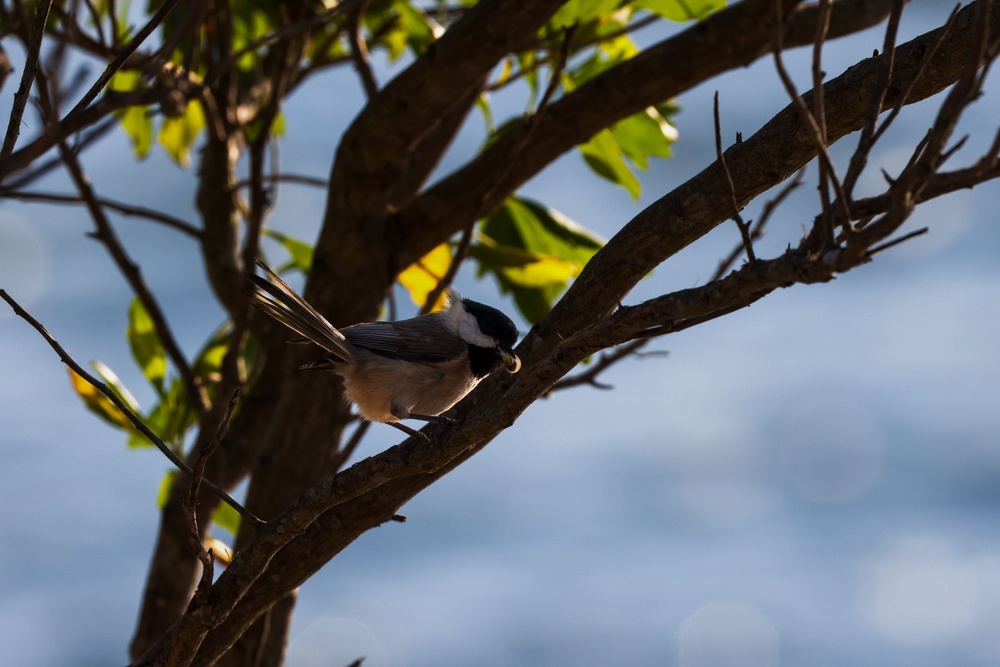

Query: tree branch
<box><xmin>392</xmin><ymin>0</ymin><xmax>892</xmax><ymax>270</ymax></box>
<box><xmin>0</xmin><ymin>0</ymin><xmax>54</xmax><ymax>159</ymax></box>
<box><xmin>0</xmin><ymin>289</ymin><xmax>261</xmax><ymax>528</ymax></box>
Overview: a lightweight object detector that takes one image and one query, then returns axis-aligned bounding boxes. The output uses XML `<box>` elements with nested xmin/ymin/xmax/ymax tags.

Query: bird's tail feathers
<box><xmin>246</xmin><ymin>261</ymin><xmax>354</xmax><ymax>364</ymax></box>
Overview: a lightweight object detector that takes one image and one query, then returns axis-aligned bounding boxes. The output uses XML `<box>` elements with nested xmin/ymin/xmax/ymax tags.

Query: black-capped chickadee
<box><xmin>246</xmin><ymin>261</ymin><xmax>521</xmax><ymax>440</ymax></box>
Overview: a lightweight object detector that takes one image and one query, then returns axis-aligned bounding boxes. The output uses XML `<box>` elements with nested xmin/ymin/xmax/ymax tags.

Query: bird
<box><xmin>245</xmin><ymin>261</ymin><xmax>520</xmax><ymax>440</ymax></box>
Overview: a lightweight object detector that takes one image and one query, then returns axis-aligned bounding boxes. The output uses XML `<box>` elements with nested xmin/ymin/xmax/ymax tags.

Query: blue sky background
<box><xmin>2</xmin><ymin>2</ymin><xmax>1000</xmax><ymax>666</ymax></box>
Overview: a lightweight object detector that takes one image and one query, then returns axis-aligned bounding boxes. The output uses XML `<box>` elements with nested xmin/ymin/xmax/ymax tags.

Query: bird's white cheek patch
<box><xmin>458</xmin><ymin>316</ymin><xmax>495</xmax><ymax>348</ymax></box>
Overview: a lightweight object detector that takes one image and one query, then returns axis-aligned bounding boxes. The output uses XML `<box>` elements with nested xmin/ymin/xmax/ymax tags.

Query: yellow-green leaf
<box><xmin>610</xmin><ymin>106</ymin><xmax>678</xmax><ymax>169</ymax></box>
<box><xmin>156</xmin><ymin>470</ymin><xmax>178</xmax><ymax>508</ymax></box>
<box><xmin>110</xmin><ymin>70</ymin><xmax>153</xmax><ymax>159</ymax></box>
<box><xmin>398</xmin><ymin>243</ymin><xmax>452</xmax><ymax>312</ymax></box>
<box><xmin>471</xmin><ymin>235</ymin><xmax>578</xmax><ymax>288</ymax></box>
<box><xmin>633</xmin><ymin>0</ymin><xmax>725</xmax><ymax>22</ymax></box>
<box><xmin>262</xmin><ymin>229</ymin><xmax>314</xmax><ymax>273</ymax></box>
<box><xmin>68</xmin><ymin>367</ymin><xmax>134</xmax><ymax>431</ymax></box>
<box><xmin>551</xmin><ymin>0</ymin><xmax>622</xmax><ymax>28</ymax></box>
<box><xmin>212</xmin><ymin>501</ymin><xmax>242</xmax><ymax>536</ymax></box>
<box><xmin>127</xmin><ymin>298</ymin><xmax>167</xmax><ymax>394</ymax></box>
<box><xmin>580</xmin><ymin>128</ymin><xmax>642</xmax><ymax>199</ymax></box>
<box><xmin>158</xmin><ymin>99</ymin><xmax>205</xmax><ymax>167</ymax></box>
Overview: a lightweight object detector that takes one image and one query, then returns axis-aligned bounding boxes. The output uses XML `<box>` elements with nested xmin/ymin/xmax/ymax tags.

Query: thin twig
<box><xmin>40</xmin><ymin>78</ymin><xmax>210</xmax><ymax>417</ymax></box>
<box><xmin>182</xmin><ymin>387</ymin><xmax>240</xmax><ymax>628</ymax></box>
<box><xmin>484</xmin><ymin>14</ymin><xmax>659</xmax><ymax>92</ymax></box>
<box><xmin>1</xmin><ymin>0</ymin><xmax>55</xmax><ymax>160</ymax></box>
<box><xmin>713</xmin><ymin>91</ymin><xmax>756</xmax><ymax>263</ymax></box>
<box><xmin>348</xmin><ymin>0</ymin><xmax>377</xmax><ymax>98</ymax></box>
<box><xmin>771</xmin><ymin>0</ymin><xmax>850</xmax><ymax>244</ymax></box>
<box><xmin>843</xmin><ymin>0</ymin><xmax>904</xmax><ymax>198</ymax></box>
<box><xmin>865</xmin><ymin>227</ymin><xmax>929</xmax><ymax>257</ymax></box>
<box><xmin>711</xmin><ymin>166</ymin><xmax>804</xmax><ymax>282</ymax></box>
<box><xmin>419</xmin><ymin>223</ymin><xmax>474</xmax><ymax>315</ymax></box>
<box><xmin>812</xmin><ymin>0</ymin><xmax>836</xmax><ymax>243</ymax></box>
<box><xmin>1</xmin><ymin>117</ymin><xmax>117</xmax><ymax>190</ymax></box>
<box><xmin>63</xmin><ymin>0</ymin><xmax>182</xmax><ymax>125</ymax></box>
<box><xmin>206</xmin><ymin>0</ymin><xmax>361</xmax><ymax>87</ymax></box>
<box><xmin>233</xmin><ymin>172</ymin><xmax>329</xmax><ymax>191</ymax></box>
<box><xmin>421</xmin><ymin>25</ymin><xmax>577</xmax><ymax>310</ymax></box>
<box><xmin>0</xmin><ymin>289</ymin><xmax>263</xmax><ymax>527</ymax></box>
<box><xmin>870</xmin><ymin>5</ymin><xmax>962</xmax><ymax>149</ymax></box>
<box><xmin>549</xmin><ymin>340</ymin><xmax>665</xmax><ymax>393</ymax></box>
<box><xmin>0</xmin><ymin>189</ymin><xmax>203</xmax><ymax>239</ymax></box>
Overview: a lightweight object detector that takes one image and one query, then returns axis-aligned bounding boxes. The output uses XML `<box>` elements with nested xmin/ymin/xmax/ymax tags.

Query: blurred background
<box><xmin>1</xmin><ymin>2</ymin><xmax>999</xmax><ymax>665</ymax></box>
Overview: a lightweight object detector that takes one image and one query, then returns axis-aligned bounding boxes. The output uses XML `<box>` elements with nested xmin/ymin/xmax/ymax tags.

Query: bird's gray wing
<box><xmin>343</xmin><ymin>319</ymin><xmax>466</xmax><ymax>363</ymax></box>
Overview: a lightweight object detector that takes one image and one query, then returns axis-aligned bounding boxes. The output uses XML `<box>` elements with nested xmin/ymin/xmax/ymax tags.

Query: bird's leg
<box><xmin>388</xmin><ymin>421</ymin><xmax>429</xmax><ymax>442</ymax></box>
<box><xmin>407</xmin><ymin>412</ymin><xmax>455</xmax><ymax>425</ymax></box>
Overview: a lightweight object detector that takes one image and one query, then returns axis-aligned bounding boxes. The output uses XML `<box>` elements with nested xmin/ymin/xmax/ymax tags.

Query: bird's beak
<box><xmin>500</xmin><ymin>345</ymin><xmax>521</xmax><ymax>374</ymax></box>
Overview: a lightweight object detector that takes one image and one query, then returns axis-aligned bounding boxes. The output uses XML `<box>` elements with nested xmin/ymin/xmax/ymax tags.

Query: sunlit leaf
<box><xmin>127</xmin><ymin>298</ymin><xmax>167</xmax><ymax>394</ymax></box>
<box><xmin>470</xmin><ymin>235</ymin><xmax>578</xmax><ymax>288</ymax></box>
<box><xmin>230</xmin><ymin>4</ymin><xmax>274</xmax><ymax>70</ymax></box>
<box><xmin>128</xmin><ymin>400</ymin><xmax>163</xmax><ymax>449</ymax></box>
<box><xmin>126</xmin><ymin>376</ymin><xmax>195</xmax><ymax>451</ymax></box>
<box><xmin>633</xmin><ymin>0</ymin><xmax>725</xmax><ymax>22</ymax></box>
<box><xmin>551</xmin><ymin>0</ymin><xmax>622</xmax><ymax>28</ymax></box>
<box><xmin>368</xmin><ymin>0</ymin><xmax>438</xmax><ymax>61</ymax></box>
<box><xmin>474</xmin><ymin>196</ymin><xmax>606</xmax><ymax>323</ymax></box>
<box><xmin>397</xmin><ymin>243</ymin><xmax>452</xmax><ymax>312</ymax></box>
<box><xmin>110</xmin><ymin>71</ymin><xmax>153</xmax><ymax>159</ymax></box>
<box><xmin>579</xmin><ymin>129</ymin><xmax>642</xmax><ymax>198</ymax></box>
<box><xmin>194</xmin><ymin>338</ymin><xmax>229</xmax><ymax>383</ymax></box>
<box><xmin>610</xmin><ymin>106</ymin><xmax>678</xmax><ymax>169</ymax></box>
<box><xmin>156</xmin><ymin>470</ymin><xmax>177</xmax><ymax>508</ymax></box>
<box><xmin>475</xmin><ymin>93</ymin><xmax>495</xmax><ymax>135</ymax></box>
<box><xmin>158</xmin><ymin>99</ymin><xmax>205</xmax><ymax>167</ymax></box>
<box><xmin>67</xmin><ymin>366</ymin><xmax>135</xmax><ymax>432</ymax></box>
<box><xmin>212</xmin><ymin>502</ymin><xmax>242</xmax><ymax>536</ymax></box>
<box><xmin>263</xmin><ymin>228</ymin><xmax>314</xmax><ymax>273</ymax></box>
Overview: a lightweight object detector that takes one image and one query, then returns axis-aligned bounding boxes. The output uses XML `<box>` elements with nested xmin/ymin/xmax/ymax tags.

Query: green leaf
<box><xmin>632</xmin><ymin>0</ymin><xmax>725</xmax><ymax>22</ymax></box>
<box><xmin>609</xmin><ymin>106</ymin><xmax>678</xmax><ymax>169</ymax></box>
<box><xmin>551</xmin><ymin>0</ymin><xmax>623</xmax><ymax>28</ymax></box>
<box><xmin>158</xmin><ymin>99</ymin><xmax>205</xmax><ymax>167</ymax></box>
<box><xmin>579</xmin><ymin>128</ymin><xmax>642</xmax><ymax>198</ymax></box>
<box><xmin>212</xmin><ymin>501</ymin><xmax>242</xmax><ymax>536</ymax></box>
<box><xmin>127</xmin><ymin>298</ymin><xmax>167</xmax><ymax>394</ymax></box>
<box><xmin>230</xmin><ymin>4</ymin><xmax>274</xmax><ymax>70</ymax></box>
<box><xmin>156</xmin><ymin>470</ymin><xmax>178</xmax><ymax>508</ymax></box>
<box><xmin>110</xmin><ymin>71</ymin><xmax>153</xmax><ymax>159</ymax></box>
<box><xmin>193</xmin><ymin>337</ymin><xmax>229</xmax><ymax>383</ymax></box>
<box><xmin>263</xmin><ymin>228</ymin><xmax>314</xmax><ymax>273</ymax></box>
<box><xmin>474</xmin><ymin>196</ymin><xmax>606</xmax><ymax>323</ymax></box>
<box><xmin>127</xmin><ymin>399</ymin><xmax>164</xmax><ymax>449</ymax></box>
<box><xmin>127</xmin><ymin>376</ymin><xmax>196</xmax><ymax>451</ymax></box>
<box><xmin>484</xmin><ymin>197</ymin><xmax>604</xmax><ymax>268</ymax></box>
<box><xmin>367</xmin><ymin>0</ymin><xmax>439</xmax><ymax>61</ymax></box>
<box><xmin>470</xmin><ymin>235</ymin><xmax>578</xmax><ymax>289</ymax></box>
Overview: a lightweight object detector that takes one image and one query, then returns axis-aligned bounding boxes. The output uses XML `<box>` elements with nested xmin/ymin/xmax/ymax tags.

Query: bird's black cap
<box><xmin>461</xmin><ymin>299</ymin><xmax>519</xmax><ymax>347</ymax></box>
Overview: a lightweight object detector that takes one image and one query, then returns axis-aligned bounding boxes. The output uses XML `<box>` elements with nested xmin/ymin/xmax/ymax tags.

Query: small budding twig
<box><xmin>713</xmin><ymin>92</ymin><xmax>756</xmax><ymax>264</ymax></box>
<box><xmin>711</xmin><ymin>167</ymin><xmax>805</xmax><ymax>282</ymax></box>
<box><xmin>184</xmin><ymin>387</ymin><xmax>241</xmax><ymax>611</ymax></box>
